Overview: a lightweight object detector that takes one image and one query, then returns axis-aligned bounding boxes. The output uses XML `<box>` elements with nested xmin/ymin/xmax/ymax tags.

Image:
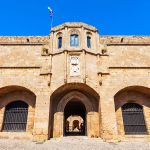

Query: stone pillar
<box><xmin>53</xmin><ymin>112</ymin><xmax>64</xmax><ymax>138</ymax></box>
<box><xmin>144</xmin><ymin>106</ymin><xmax>150</xmax><ymax>134</ymax></box>
<box><xmin>87</xmin><ymin>112</ymin><xmax>100</xmax><ymax>138</ymax></box>
<box><xmin>100</xmin><ymin>92</ymin><xmax>118</xmax><ymax>140</ymax></box>
<box><xmin>116</xmin><ymin>108</ymin><xmax>124</xmax><ymax>136</ymax></box>
<box><xmin>0</xmin><ymin>107</ymin><xmax>5</xmax><ymax>131</ymax></box>
<box><xmin>33</xmin><ymin>94</ymin><xmax>50</xmax><ymax>141</ymax></box>
<box><xmin>26</xmin><ymin>106</ymin><xmax>35</xmax><ymax>133</ymax></box>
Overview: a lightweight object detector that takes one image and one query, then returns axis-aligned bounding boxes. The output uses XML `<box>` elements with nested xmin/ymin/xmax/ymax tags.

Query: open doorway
<box><xmin>64</xmin><ymin>100</ymin><xmax>86</xmax><ymax>136</ymax></box>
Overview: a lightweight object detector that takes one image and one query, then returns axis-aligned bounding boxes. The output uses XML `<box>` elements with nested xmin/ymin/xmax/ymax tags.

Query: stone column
<box><xmin>100</xmin><ymin>91</ymin><xmax>118</xmax><ymax>140</ymax></box>
<box><xmin>87</xmin><ymin>112</ymin><xmax>100</xmax><ymax>138</ymax></box>
<box><xmin>53</xmin><ymin>112</ymin><xmax>64</xmax><ymax>138</ymax></box>
<box><xmin>64</xmin><ymin>27</ymin><xmax>68</xmax><ymax>49</ymax></box>
<box><xmin>33</xmin><ymin>94</ymin><xmax>50</xmax><ymax>141</ymax></box>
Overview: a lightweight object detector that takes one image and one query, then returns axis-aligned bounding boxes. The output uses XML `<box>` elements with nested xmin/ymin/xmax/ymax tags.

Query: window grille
<box><xmin>3</xmin><ymin>101</ymin><xmax>28</xmax><ymax>132</ymax></box>
<box><xmin>122</xmin><ymin>103</ymin><xmax>147</xmax><ymax>135</ymax></box>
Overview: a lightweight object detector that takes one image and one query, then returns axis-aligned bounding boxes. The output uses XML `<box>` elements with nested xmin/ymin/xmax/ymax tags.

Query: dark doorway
<box><xmin>64</xmin><ymin>100</ymin><xmax>86</xmax><ymax>136</ymax></box>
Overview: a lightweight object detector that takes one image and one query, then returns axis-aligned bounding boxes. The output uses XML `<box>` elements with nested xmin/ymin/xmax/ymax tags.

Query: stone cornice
<box><xmin>41</xmin><ymin>49</ymin><xmax>109</xmax><ymax>57</ymax></box>
<box><xmin>51</xmin><ymin>22</ymin><xmax>98</xmax><ymax>32</ymax></box>
<box><xmin>109</xmin><ymin>67</ymin><xmax>150</xmax><ymax>69</ymax></box>
<box><xmin>0</xmin><ymin>66</ymin><xmax>40</xmax><ymax>69</ymax></box>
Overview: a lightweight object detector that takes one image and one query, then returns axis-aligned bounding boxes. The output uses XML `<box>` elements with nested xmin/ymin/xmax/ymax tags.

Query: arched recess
<box><xmin>114</xmin><ymin>86</ymin><xmax>150</xmax><ymax>136</ymax></box>
<box><xmin>49</xmin><ymin>83</ymin><xmax>100</xmax><ymax>138</ymax></box>
<box><xmin>0</xmin><ymin>85</ymin><xmax>36</xmax><ymax>133</ymax></box>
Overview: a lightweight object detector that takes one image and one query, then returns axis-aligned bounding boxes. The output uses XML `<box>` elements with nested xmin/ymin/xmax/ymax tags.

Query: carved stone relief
<box><xmin>70</xmin><ymin>55</ymin><xmax>80</xmax><ymax>76</ymax></box>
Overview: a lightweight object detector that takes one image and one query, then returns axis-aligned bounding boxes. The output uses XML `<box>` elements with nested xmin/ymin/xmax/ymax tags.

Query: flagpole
<box><xmin>50</xmin><ymin>15</ymin><xmax>53</xmax><ymax>32</ymax></box>
<box><xmin>48</xmin><ymin>6</ymin><xmax>54</xmax><ymax>33</ymax></box>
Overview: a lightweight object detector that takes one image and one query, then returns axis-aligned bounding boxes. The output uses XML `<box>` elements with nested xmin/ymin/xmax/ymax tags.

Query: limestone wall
<box><xmin>0</xmin><ymin>23</ymin><xmax>150</xmax><ymax>141</ymax></box>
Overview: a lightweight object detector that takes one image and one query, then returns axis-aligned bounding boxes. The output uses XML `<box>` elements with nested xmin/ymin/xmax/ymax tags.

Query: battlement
<box><xmin>0</xmin><ymin>36</ymin><xmax>49</xmax><ymax>45</ymax></box>
<box><xmin>100</xmin><ymin>36</ymin><xmax>150</xmax><ymax>45</ymax></box>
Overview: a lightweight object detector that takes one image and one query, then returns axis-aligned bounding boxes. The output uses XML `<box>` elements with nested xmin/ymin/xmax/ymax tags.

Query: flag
<box><xmin>48</xmin><ymin>6</ymin><xmax>53</xmax><ymax>17</ymax></box>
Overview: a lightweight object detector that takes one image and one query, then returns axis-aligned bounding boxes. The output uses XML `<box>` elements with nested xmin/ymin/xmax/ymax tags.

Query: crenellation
<box><xmin>101</xmin><ymin>36</ymin><xmax>150</xmax><ymax>45</ymax></box>
<box><xmin>0</xmin><ymin>36</ymin><xmax>49</xmax><ymax>45</ymax></box>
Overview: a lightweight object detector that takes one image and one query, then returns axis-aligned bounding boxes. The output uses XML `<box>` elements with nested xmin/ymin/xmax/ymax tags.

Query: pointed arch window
<box><xmin>122</xmin><ymin>103</ymin><xmax>147</xmax><ymax>135</ymax></box>
<box><xmin>3</xmin><ymin>101</ymin><xmax>28</xmax><ymax>132</ymax></box>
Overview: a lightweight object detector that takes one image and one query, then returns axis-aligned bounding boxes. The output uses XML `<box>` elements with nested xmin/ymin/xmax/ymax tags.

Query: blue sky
<box><xmin>0</xmin><ymin>0</ymin><xmax>150</xmax><ymax>35</ymax></box>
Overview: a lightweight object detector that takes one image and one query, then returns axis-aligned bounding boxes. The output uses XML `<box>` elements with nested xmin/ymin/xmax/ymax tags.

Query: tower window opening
<box><xmin>70</xmin><ymin>34</ymin><xmax>79</xmax><ymax>47</ymax></box>
<box><xmin>87</xmin><ymin>36</ymin><xmax>91</xmax><ymax>48</ymax></box>
<box><xmin>58</xmin><ymin>37</ymin><xmax>62</xmax><ymax>49</ymax></box>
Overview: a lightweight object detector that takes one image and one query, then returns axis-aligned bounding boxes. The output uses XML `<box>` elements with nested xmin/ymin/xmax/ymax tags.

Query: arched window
<box><xmin>122</xmin><ymin>103</ymin><xmax>147</xmax><ymax>135</ymax></box>
<box><xmin>70</xmin><ymin>34</ymin><xmax>79</xmax><ymax>47</ymax></box>
<box><xmin>58</xmin><ymin>37</ymin><xmax>62</xmax><ymax>49</ymax></box>
<box><xmin>3</xmin><ymin>101</ymin><xmax>28</xmax><ymax>132</ymax></box>
<box><xmin>87</xmin><ymin>36</ymin><xmax>91</xmax><ymax>48</ymax></box>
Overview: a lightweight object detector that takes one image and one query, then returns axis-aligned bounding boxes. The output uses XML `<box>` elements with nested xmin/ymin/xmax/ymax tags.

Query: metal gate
<box><xmin>122</xmin><ymin>103</ymin><xmax>147</xmax><ymax>135</ymax></box>
<box><xmin>3</xmin><ymin>101</ymin><xmax>28</xmax><ymax>132</ymax></box>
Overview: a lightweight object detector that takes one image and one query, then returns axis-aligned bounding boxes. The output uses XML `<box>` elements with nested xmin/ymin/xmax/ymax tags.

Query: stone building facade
<box><xmin>0</xmin><ymin>22</ymin><xmax>150</xmax><ymax>141</ymax></box>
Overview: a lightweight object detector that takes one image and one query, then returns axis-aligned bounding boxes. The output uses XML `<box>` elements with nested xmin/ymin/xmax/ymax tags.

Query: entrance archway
<box><xmin>64</xmin><ymin>100</ymin><xmax>86</xmax><ymax>136</ymax></box>
<box><xmin>50</xmin><ymin>83</ymin><xmax>100</xmax><ymax>138</ymax></box>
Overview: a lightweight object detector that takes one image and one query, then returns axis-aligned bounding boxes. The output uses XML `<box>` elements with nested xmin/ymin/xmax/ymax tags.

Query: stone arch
<box><xmin>49</xmin><ymin>83</ymin><xmax>100</xmax><ymax>138</ymax></box>
<box><xmin>57</xmin><ymin>91</ymin><xmax>95</xmax><ymax>112</ymax></box>
<box><xmin>111</xmin><ymin>83</ymin><xmax>150</xmax><ymax>99</ymax></box>
<box><xmin>86</xmin><ymin>31</ymin><xmax>92</xmax><ymax>36</ymax></box>
<box><xmin>114</xmin><ymin>86</ymin><xmax>150</xmax><ymax>136</ymax></box>
<box><xmin>56</xmin><ymin>32</ymin><xmax>63</xmax><ymax>37</ymax></box>
<box><xmin>69</xmin><ymin>29</ymin><xmax>80</xmax><ymax>35</ymax></box>
<box><xmin>0</xmin><ymin>85</ymin><xmax>36</xmax><ymax>133</ymax></box>
<box><xmin>0</xmin><ymin>83</ymin><xmax>37</xmax><ymax>96</ymax></box>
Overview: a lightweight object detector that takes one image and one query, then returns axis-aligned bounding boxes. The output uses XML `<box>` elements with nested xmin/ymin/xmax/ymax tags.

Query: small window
<box><xmin>3</xmin><ymin>101</ymin><xmax>28</xmax><ymax>132</ymax></box>
<box><xmin>58</xmin><ymin>37</ymin><xmax>62</xmax><ymax>49</ymax></box>
<box><xmin>70</xmin><ymin>34</ymin><xmax>79</xmax><ymax>47</ymax></box>
<box><xmin>87</xmin><ymin>36</ymin><xmax>91</xmax><ymax>48</ymax></box>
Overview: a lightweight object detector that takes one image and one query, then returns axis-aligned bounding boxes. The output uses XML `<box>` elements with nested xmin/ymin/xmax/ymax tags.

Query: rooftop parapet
<box><xmin>0</xmin><ymin>36</ymin><xmax>49</xmax><ymax>45</ymax></box>
<box><xmin>100</xmin><ymin>36</ymin><xmax>150</xmax><ymax>45</ymax></box>
<box><xmin>51</xmin><ymin>22</ymin><xmax>98</xmax><ymax>32</ymax></box>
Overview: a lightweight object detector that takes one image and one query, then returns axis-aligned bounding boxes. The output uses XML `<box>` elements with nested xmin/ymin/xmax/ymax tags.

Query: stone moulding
<box><xmin>109</xmin><ymin>67</ymin><xmax>150</xmax><ymax>69</ymax></box>
<box><xmin>0</xmin><ymin>66</ymin><xmax>40</xmax><ymax>69</ymax></box>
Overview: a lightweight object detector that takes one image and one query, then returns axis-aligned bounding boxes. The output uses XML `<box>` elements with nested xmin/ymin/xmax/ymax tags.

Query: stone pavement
<box><xmin>0</xmin><ymin>136</ymin><xmax>150</xmax><ymax>150</ymax></box>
